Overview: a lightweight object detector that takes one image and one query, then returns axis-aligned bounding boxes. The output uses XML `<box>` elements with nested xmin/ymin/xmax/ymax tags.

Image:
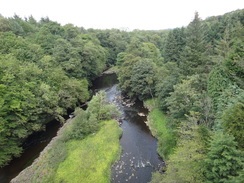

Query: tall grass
<box><xmin>54</xmin><ymin>120</ymin><xmax>122</xmax><ymax>183</ymax></box>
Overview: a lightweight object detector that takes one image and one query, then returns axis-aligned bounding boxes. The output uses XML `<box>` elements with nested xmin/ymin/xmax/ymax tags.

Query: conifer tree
<box><xmin>163</xmin><ymin>27</ymin><xmax>185</xmax><ymax>65</ymax></box>
<box><xmin>180</xmin><ymin>12</ymin><xmax>207</xmax><ymax>76</ymax></box>
<box><xmin>205</xmin><ymin>132</ymin><xmax>244</xmax><ymax>183</ymax></box>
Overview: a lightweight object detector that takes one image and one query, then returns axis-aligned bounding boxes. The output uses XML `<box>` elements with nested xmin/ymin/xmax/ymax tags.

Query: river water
<box><xmin>0</xmin><ymin>121</ymin><xmax>61</xmax><ymax>183</ymax></box>
<box><xmin>0</xmin><ymin>73</ymin><xmax>164</xmax><ymax>183</ymax></box>
<box><xmin>94</xmin><ymin>73</ymin><xmax>164</xmax><ymax>183</ymax></box>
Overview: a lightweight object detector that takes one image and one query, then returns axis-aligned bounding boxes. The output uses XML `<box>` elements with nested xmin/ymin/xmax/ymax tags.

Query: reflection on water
<box><xmin>0</xmin><ymin>121</ymin><xmax>61</xmax><ymax>183</ymax></box>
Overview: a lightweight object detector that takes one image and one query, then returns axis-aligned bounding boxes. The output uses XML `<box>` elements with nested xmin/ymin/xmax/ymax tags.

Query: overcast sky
<box><xmin>0</xmin><ymin>0</ymin><xmax>243</xmax><ymax>30</ymax></box>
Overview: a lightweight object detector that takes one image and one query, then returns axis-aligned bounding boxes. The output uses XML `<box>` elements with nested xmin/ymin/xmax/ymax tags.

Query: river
<box><xmin>0</xmin><ymin>73</ymin><xmax>164</xmax><ymax>183</ymax></box>
<box><xmin>94</xmin><ymin>73</ymin><xmax>164</xmax><ymax>183</ymax></box>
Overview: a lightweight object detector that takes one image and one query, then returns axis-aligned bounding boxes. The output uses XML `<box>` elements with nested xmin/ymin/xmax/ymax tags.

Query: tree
<box><xmin>205</xmin><ymin>132</ymin><xmax>244</xmax><ymax>183</ymax></box>
<box><xmin>34</xmin><ymin>22</ymin><xmax>63</xmax><ymax>54</ymax></box>
<box><xmin>86</xmin><ymin>91</ymin><xmax>120</xmax><ymax>121</ymax></box>
<box><xmin>163</xmin><ymin>27</ymin><xmax>186</xmax><ymax>65</ymax></box>
<box><xmin>180</xmin><ymin>12</ymin><xmax>208</xmax><ymax>75</ymax></box>
<box><xmin>222</xmin><ymin>101</ymin><xmax>244</xmax><ymax>148</ymax></box>
<box><xmin>0</xmin><ymin>31</ymin><xmax>44</xmax><ymax>62</ymax></box>
<box><xmin>95</xmin><ymin>29</ymin><xmax>129</xmax><ymax>66</ymax></box>
<box><xmin>156</xmin><ymin>62</ymin><xmax>180</xmax><ymax>111</ymax></box>
<box><xmin>118</xmin><ymin>54</ymin><xmax>141</xmax><ymax>96</ymax></box>
<box><xmin>207</xmin><ymin>65</ymin><xmax>232</xmax><ymax>109</ymax></box>
<box><xmin>63</xmin><ymin>23</ymin><xmax>79</xmax><ymax>40</ymax></box>
<box><xmin>130</xmin><ymin>60</ymin><xmax>157</xmax><ymax>100</ymax></box>
<box><xmin>166</xmin><ymin>75</ymin><xmax>202</xmax><ymax>119</ymax></box>
<box><xmin>118</xmin><ymin>40</ymin><xmax>163</xmax><ymax>98</ymax></box>
<box><xmin>8</xmin><ymin>15</ymin><xmax>36</xmax><ymax>36</ymax></box>
<box><xmin>224</xmin><ymin>35</ymin><xmax>244</xmax><ymax>88</ymax></box>
<box><xmin>0</xmin><ymin>16</ymin><xmax>11</xmax><ymax>32</ymax></box>
<box><xmin>116</xmin><ymin>52</ymin><xmax>127</xmax><ymax>66</ymax></box>
<box><xmin>80</xmin><ymin>40</ymin><xmax>107</xmax><ymax>80</ymax></box>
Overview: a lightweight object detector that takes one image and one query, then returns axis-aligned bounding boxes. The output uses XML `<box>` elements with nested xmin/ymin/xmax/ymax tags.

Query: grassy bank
<box><xmin>11</xmin><ymin>92</ymin><xmax>122</xmax><ymax>183</ymax></box>
<box><xmin>55</xmin><ymin>120</ymin><xmax>122</xmax><ymax>183</ymax></box>
<box><xmin>144</xmin><ymin>99</ymin><xmax>176</xmax><ymax>160</ymax></box>
<box><xmin>12</xmin><ymin>118</ymin><xmax>122</xmax><ymax>183</ymax></box>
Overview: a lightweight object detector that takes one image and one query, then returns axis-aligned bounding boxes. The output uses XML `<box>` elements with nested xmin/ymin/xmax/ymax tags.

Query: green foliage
<box><xmin>166</xmin><ymin>75</ymin><xmax>202</xmax><ymax>118</ymax></box>
<box><xmin>116</xmin><ymin>52</ymin><xmax>127</xmax><ymax>66</ymax></box>
<box><xmin>80</xmin><ymin>40</ymin><xmax>107</xmax><ymax>80</ymax></box>
<box><xmin>205</xmin><ymin>132</ymin><xmax>244</xmax><ymax>183</ymax></box>
<box><xmin>95</xmin><ymin>29</ymin><xmax>130</xmax><ymax>66</ymax></box>
<box><xmin>144</xmin><ymin>99</ymin><xmax>177</xmax><ymax>160</ymax></box>
<box><xmin>117</xmin><ymin>40</ymin><xmax>163</xmax><ymax>98</ymax></box>
<box><xmin>0</xmin><ymin>31</ymin><xmax>44</xmax><ymax>62</ymax></box>
<box><xmin>118</xmin><ymin>54</ymin><xmax>141</xmax><ymax>96</ymax></box>
<box><xmin>62</xmin><ymin>92</ymin><xmax>120</xmax><ymax>141</ymax></box>
<box><xmin>154</xmin><ymin>119</ymin><xmax>206</xmax><ymax>183</ymax></box>
<box><xmin>12</xmin><ymin>93</ymin><xmax>121</xmax><ymax>182</ymax></box>
<box><xmin>87</xmin><ymin>91</ymin><xmax>120</xmax><ymax>121</ymax></box>
<box><xmin>125</xmin><ymin>41</ymin><xmax>162</xmax><ymax>64</ymax></box>
<box><xmin>55</xmin><ymin>120</ymin><xmax>122</xmax><ymax>183</ymax></box>
<box><xmin>0</xmin><ymin>10</ymin><xmax>243</xmax><ymax>181</ymax></box>
<box><xmin>225</xmin><ymin>39</ymin><xmax>244</xmax><ymax>88</ymax></box>
<box><xmin>63</xmin><ymin>23</ymin><xmax>79</xmax><ymax>40</ymax></box>
<box><xmin>34</xmin><ymin>22</ymin><xmax>62</xmax><ymax>54</ymax></box>
<box><xmin>222</xmin><ymin>102</ymin><xmax>244</xmax><ymax>148</ymax></box>
<box><xmin>0</xmin><ymin>16</ymin><xmax>11</xmax><ymax>32</ymax></box>
<box><xmin>212</xmin><ymin>85</ymin><xmax>244</xmax><ymax>132</ymax></box>
<box><xmin>207</xmin><ymin>65</ymin><xmax>232</xmax><ymax>108</ymax></box>
<box><xmin>163</xmin><ymin>27</ymin><xmax>186</xmax><ymax>65</ymax></box>
<box><xmin>180</xmin><ymin>12</ymin><xmax>208</xmax><ymax>76</ymax></box>
<box><xmin>62</xmin><ymin>109</ymin><xmax>99</xmax><ymax>141</ymax></box>
<box><xmin>156</xmin><ymin>62</ymin><xmax>180</xmax><ymax>111</ymax></box>
<box><xmin>0</xmin><ymin>14</ymin><xmax>113</xmax><ymax>166</ymax></box>
<box><xmin>130</xmin><ymin>60</ymin><xmax>157</xmax><ymax>100</ymax></box>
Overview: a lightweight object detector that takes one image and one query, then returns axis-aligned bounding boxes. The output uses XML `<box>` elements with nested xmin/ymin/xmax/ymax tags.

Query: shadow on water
<box><xmin>0</xmin><ymin>120</ymin><xmax>61</xmax><ymax>183</ymax></box>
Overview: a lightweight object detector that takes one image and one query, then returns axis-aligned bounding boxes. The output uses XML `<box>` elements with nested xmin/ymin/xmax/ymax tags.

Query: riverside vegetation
<box><xmin>0</xmin><ymin>8</ymin><xmax>244</xmax><ymax>183</ymax></box>
<box><xmin>116</xmin><ymin>11</ymin><xmax>244</xmax><ymax>183</ymax></box>
<box><xmin>11</xmin><ymin>91</ymin><xmax>122</xmax><ymax>183</ymax></box>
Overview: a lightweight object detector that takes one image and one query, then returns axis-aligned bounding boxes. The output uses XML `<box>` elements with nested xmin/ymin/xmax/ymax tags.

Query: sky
<box><xmin>0</xmin><ymin>0</ymin><xmax>243</xmax><ymax>30</ymax></box>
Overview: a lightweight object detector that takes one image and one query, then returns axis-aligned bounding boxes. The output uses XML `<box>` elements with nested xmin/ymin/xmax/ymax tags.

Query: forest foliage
<box><xmin>115</xmin><ymin>9</ymin><xmax>244</xmax><ymax>183</ymax></box>
<box><xmin>0</xmin><ymin>15</ymin><xmax>119</xmax><ymax>166</ymax></box>
<box><xmin>11</xmin><ymin>91</ymin><xmax>121</xmax><ymax>183</ymax></box>
<box><xmin>0</xmin><ymin>8</ymin><xmax>243</xmax><ymax>182</ymax></box>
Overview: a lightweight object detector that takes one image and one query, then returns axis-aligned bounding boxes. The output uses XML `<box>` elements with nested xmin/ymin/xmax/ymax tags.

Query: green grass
<box><xmin>54</xmin><ymin>120</ymin><xmax>122</xmax><ymax>183</ymax></box>
<box><xmin>13</xmin><ymin>119</ymin><xmax>122</xmax><ymax>183</ymax></box>
<box><xmin>107</xmin><ymin>65</ymin><xmax>119</xmax><ymax>72</ymax></box>
<box><xmin>144</xmin><ymin>99</ymin><xmax>176</xmax><ymax>160</ymax></box>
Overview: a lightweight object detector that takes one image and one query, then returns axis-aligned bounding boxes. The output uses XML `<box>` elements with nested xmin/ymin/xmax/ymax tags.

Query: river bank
<box><xmin>144</xmin><ymin>99</ymin><xmax>177</xmax><ymax>160</ymax></box>
<box><xmin>10</xmin><ymin>73</ymin><xmax>164</xmax><ymax>183</ymax></box>
<box><xmin>11</xmin><ymin>117</ymin><xmax>73</xmax><ymax>183</ymax></box>
<box><xmin>11</xmin><ymin>111</ymin><xmax>122</xmax><ymax>183</ymax></box>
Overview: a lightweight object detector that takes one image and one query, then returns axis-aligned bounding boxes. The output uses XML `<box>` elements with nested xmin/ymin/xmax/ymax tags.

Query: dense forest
<box><xmin>0</xmin><ymin>8</ymin><xmax>244</xmax><ymax>182</ymax></box>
